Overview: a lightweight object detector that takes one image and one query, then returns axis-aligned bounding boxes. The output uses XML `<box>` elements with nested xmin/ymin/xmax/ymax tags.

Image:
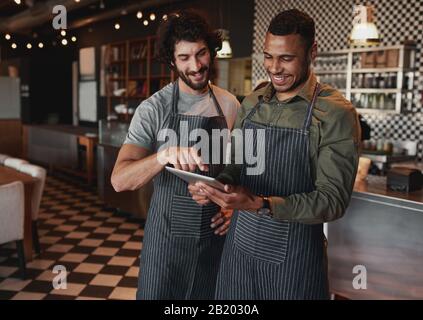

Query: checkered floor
<box><xmin>0</xmin><ymin>175</ymin><xmax>144</xmax><ymax>300</ymax></box>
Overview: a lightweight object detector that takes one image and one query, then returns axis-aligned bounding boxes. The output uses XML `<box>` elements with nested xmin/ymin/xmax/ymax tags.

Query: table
<box><xmin>0</xmin><ymin>165</ymin><xmax>38</xmax><ymax>262</ymax></box>
<box><xmin>23</xmin><ymin>125</ymin><xmax>98</xmax><ymax>185</ymax></box>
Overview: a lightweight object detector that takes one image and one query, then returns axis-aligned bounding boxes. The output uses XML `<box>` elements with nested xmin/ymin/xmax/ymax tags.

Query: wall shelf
<box><xmin>314</xmin><ymin>43</ymin><xmax>417</xmax><ymax>114</ymax></box>
<box><xmin>103</xmin><ymin>35</ymin><xmax>174</xmax><ymax>122</ymax></box>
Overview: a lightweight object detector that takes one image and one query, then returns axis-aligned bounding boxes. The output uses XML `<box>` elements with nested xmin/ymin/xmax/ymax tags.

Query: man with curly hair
<box><xmin>111</xmin><ymin>10</ymin><xmax>239</xmax><ymax>299</ymax></box>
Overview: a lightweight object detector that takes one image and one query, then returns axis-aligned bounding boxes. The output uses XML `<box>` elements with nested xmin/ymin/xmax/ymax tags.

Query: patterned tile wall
<box><xmin>253</xmin><ymin>0</ymin><xmax>423</xmax><ymax>159</ymax></box>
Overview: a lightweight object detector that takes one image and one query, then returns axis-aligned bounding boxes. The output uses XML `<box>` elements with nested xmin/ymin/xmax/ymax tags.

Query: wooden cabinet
<box><xmin>0</xmin><ymin>119</ymin><xmax>22</xmax><ymax>157</ymax></box>
<box><xmin>97</xmin><ymin>144</ymin><xmax>153</xmax><ymax>219</ymax></box>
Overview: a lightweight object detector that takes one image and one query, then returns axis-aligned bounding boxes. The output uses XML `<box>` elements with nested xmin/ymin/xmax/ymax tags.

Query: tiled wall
<box><xmin>253</xmin><ymin>0</ymin><xmax>423</xmax><ymax>159</ymax></box>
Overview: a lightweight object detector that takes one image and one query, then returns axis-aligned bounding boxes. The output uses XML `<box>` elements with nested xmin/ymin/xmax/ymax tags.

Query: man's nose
<box><xmin>189</xmin><ymin>58</ymin><xmax>202</xmax><ymax>72</ymax></box>
<box><xmin>269</xmin><ymin>60</ymin><xmax>283</xmax><ymax>74</ymax></box>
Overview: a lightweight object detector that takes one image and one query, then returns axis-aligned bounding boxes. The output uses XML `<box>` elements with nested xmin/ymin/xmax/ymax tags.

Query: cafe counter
<box><xmin>328</xmin><ymin>174</ymin><xmax>423</xmax><ymax>299</ymax></box>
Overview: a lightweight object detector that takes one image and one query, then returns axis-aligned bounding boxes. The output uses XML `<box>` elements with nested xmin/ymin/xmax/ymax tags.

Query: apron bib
<box><xmin>137</xmin><ymin>81</ymin><xmax>228</xmax><ymax>300</ymax></box>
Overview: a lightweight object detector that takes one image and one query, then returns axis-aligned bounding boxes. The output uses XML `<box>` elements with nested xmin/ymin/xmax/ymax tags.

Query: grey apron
<box><xmin>215</xmin><ymin>83</ymin><xmax>329</xmax><ymax>300</ymax></box>
<box><xmin>137</xmin><ymin>81</ymin><xmax>227</xmax><ymax>300</ymax></box>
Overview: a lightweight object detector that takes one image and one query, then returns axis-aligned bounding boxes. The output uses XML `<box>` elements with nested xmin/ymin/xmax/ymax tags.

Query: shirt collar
<box><xmin>261</xmin><ymin>72</ymin><xmax>318</xmax><ymax>104</ymax></box>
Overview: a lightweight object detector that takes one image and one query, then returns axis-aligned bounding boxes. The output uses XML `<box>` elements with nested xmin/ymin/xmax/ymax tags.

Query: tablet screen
<box><xmin>165</xmin><ymin>166</ymin><xmax>226</xmax><ymax>191</ymax></box>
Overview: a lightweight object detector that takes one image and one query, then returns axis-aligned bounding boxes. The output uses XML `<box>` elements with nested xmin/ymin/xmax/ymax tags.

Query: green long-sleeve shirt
<box><xmin>218</xmin><ymin>73</ymin><xmax>361</xmax><ymax>224</ymax></box>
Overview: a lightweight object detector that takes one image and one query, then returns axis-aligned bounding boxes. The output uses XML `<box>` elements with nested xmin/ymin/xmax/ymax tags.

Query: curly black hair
<box><xmin>268</xmin><ymin>9</ymin><xmax>315</xmax><ymax>51</ymax></box>
<box><xmin>155</xmin><ymin>10</ymin><xmax>222</xmax><ymax>68</ymax></box>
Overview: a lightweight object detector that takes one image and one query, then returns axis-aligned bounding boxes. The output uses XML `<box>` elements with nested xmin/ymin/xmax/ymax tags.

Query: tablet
<box><xmin>165</xmin><ymin>166</ymin><xmax>226</xmax><ymax>191</ymax></box>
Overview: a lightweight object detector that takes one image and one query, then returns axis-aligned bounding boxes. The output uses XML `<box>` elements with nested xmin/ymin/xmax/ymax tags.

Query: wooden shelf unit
<box><xmin>104</xmin><ymin>36</ymin><xmax>174</xmax><ymax>122</ymax></box>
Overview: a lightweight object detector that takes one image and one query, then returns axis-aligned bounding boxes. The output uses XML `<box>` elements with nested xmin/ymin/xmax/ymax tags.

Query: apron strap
<box><xmin>171</xmin><ymin>80</ymin><xmax>224</xmax><ymax>117</ymax></box>
<box><xmin>302</xmin><ymin>83</ymin><xmax>321</xmax><ymax>131</ymax></box>
<box><xmin>208</xmin><ymin>84</ymin><xmax>225</xmax><ymax>117</ymax></box>
<box><xmin>171</xmin><ymin>80</ymin><xmax>179</xmax><ymax>115</ymax></box>
<box><xmin>245</xmin><ymin>96</ymin><xmax>264</xmax><ymax>121</ymax></box>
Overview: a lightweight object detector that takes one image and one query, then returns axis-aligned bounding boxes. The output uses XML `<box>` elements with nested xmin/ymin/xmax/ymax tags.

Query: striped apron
<box><xmin>137</xmin><ymin>81</ymin><xmax>227</xmax><ymax>300</ymax></box>
<box><xmin>215</xmin><ymin>83</ymin><xmax>329</xmax><ymax>300</ymax></box>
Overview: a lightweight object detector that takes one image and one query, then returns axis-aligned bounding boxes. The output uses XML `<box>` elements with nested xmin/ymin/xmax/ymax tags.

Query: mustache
<box><xmin>186</xmin><ymin>66</ymin><xmax>209</xmax><ymax>76</ymax></box>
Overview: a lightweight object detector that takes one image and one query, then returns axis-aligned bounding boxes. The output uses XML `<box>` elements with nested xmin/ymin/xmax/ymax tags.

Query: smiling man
<box><xmin>189</xmin><ymin>9</ymin><xmax>361</xmax><ymax>299</ymax></box>
<box><xmin>111</xmin><ymin>11</ymin><xmax>239</xmax><ymax>299</ymax></box>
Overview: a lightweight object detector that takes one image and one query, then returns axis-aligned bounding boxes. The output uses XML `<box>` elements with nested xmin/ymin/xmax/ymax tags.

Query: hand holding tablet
<box><xmin>165</xmin><ymin>166</ymin><xmax>226</xmax><ymax>191</ymax></box>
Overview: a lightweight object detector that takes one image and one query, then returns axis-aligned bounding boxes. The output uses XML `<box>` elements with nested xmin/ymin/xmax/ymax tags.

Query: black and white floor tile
<box><xmin>0</xmin><ymin>175</ymin><xmax>144</xmax><ymax>300</ymax></box>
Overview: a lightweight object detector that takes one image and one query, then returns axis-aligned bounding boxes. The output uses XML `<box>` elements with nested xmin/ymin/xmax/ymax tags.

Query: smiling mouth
<box><xmin>271</xmin><ymin>74</ymin><xmax>291</xmax><ymax>85</ymax></box>
<box><xmin>189</xmin><ymin>71</ymin><xmax>207</xmax><ymax>81</ymax></box>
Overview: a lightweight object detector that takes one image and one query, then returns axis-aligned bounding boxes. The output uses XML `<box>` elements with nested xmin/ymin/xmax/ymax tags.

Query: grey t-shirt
<box><xmin>124</xmin><ymin>82</ymin><xmax>240</xmax><ymax>151</ymax></box>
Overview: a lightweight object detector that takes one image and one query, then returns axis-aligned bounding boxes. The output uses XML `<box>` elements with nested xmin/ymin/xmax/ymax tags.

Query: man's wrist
<box><xmin>251</xmin><ymin>195</ymin><xmax>264</xmax><ymax>211</ymax></box>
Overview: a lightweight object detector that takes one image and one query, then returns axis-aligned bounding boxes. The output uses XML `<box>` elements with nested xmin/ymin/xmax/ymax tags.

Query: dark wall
<box><xmin>29</xmin><ymin>47</ymin><xmax>74</xmax><ymax>124</ymax></box>
<box><xmin>75</xmin><ymin>0</ymin><xmax>253</xmax><ymax>58</ymax></box>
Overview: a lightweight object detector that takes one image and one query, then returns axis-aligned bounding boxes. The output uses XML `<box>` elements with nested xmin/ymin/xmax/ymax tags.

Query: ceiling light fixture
<box><xmin>349</xmin><ymin>5</ymin><xmax>381</xmax><ymax>46</ymax></box>
<box><xmin>216</xmin><ymin>29</ymin><xmax>232</xmax><ymax>59</ymax></box>
<box><xmin>114</xmin><ymin>23</ymin><xmax>120</xmax><ymax>30</ymax></box>
<box><xmin>143</xmin><ymin>20</ymin><xmax>149</xmax><ymax>26</ymax></box>
<box><xmin>27</xmin><ymin>43</ymin><xmax>32</xmax><ymax>49</ymax></box>
<box><xmin>62</xmin><ymin>39</ymin><xmax>68</xmax><ymax>45</ymax></box>
<box><xmin>5</xmin><ymin>34</ymin><xmax>11</xmax><ymax>40</ymax></box>
<box><xmin>38</xmin><ymin>42</ymin><xmax>44</xmax><ymax>48</ymax></box>
<box><xmin>71</xmin><ymin>36</ymin><xmax>77</xmax><ymax>42</ymax></box>
<box><xmin>11</xmin><ymin>43</ymin><xmax>17</xmax><ymax>49</ymax></box>
<box><xmin>61</xmin><ymin>30</ymin><xmax>66</xmax><ymax>36</ymax></box>
<box><xmin>150</xmin><ymin>13</ymin><xmax>156</xmax><ymax>21</ymax></box>
<box><xmin>137</xmin><ymin>11</ymin><xmax>143</xmax><ymax>19</ymax></box>
<box><xmin>14</xmin><ymin>0</ymin><xmax>21</xmax><ymax>4</ymax></box>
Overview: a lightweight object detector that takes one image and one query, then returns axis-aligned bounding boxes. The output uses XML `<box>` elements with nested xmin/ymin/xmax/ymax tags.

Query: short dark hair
<box><xmin>155</xmin><ymin>10</ymin><xmax>222</xmax><ymax>67</ymax></box>
<box><xmin>267</xmin><ymin>9</ymin><xmax>315</xmax><ymax>51</ymax></box>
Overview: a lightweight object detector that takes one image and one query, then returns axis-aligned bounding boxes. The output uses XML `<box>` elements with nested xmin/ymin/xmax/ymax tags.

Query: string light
<box><xmin>150</xmin><ymin>13</ymin><xmax>156</xmax><ymax>21</ymax></box>
<box><xmin>162</xmin><ymin>14</ymin><xmax>168</xmax><ymax>21</ymax></box>
<box><xmin>61</xmin><ymin>30</ymin><xmax>66</xmax><ymax>36</ymax></box>
<box><xmin>27</xmin><ymin>43</ymin><xmax>32</xmax><ymax>49</ymax></box>
<box><xmin>5</xmin><ymin>34</ymin><xmax>11</xmax><ymax>40</ymax></box>
<box><xmin>143</xmin><ymin>20</ymin><xmax>149</xmax><ymax>26</ymax></box>
<box><xmin>71</xmin><ymin>36</ymin><xmax>77</xmax><ymax>42</ymax></box>
<box><xmin>136</xmin><ymin>11</ymin><xmax>143</xmax><ymax>19</ymax></box>
<box><xmin>62</xmin><ymin>39</ymin><xmax>68</xmax><ymax>45</ymax></box>
<box><xmin>14</xmin><ymin>0</ymin><xmax>21</xmax><ymax>4</ymax></box>
<box><xmin>38</xmin><ymin>42</ymin><xmax>44</xmax><ymax>48</ymax></box>
<box><xmin>114</xmin><ymin>23</ymin><xmax>120</xmax><ymax>30</ymax></box>
<box><xmin>11</xmin><ymin>43</ymin><xmax>17</xmax><ymax>49</ymax></box>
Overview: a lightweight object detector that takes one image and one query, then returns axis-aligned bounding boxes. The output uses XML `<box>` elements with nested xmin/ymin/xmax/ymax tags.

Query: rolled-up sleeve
<box><xmin>271</xmin><ymin>106</ymin><xmax>361</xmax><ymax>224</ymax></box>
<box><xmin>124</xmin><ymin>101</ymin><xmax>157</xmax><ymax>151</ymax></box>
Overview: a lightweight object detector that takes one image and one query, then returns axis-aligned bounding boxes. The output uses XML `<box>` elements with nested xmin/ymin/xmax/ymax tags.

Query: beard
<box><xmin>176</xmin><ymin>64</ymin><xmax>211</xmax><ymax>91</ymax></box>
<box><xmin>288</xmin><ymin>67</ymin><xmax>310</xmax><ymax>92</ymax></box>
